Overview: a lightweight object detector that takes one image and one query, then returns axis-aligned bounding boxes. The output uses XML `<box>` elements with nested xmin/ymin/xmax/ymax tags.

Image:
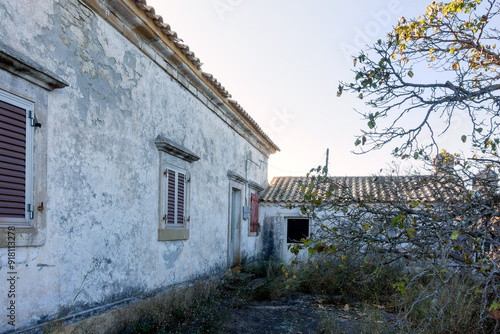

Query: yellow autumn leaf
<box><xmin>452</xmin><ymin>62</ymin><xmax>460</xmax><ymax>70</ymax></box>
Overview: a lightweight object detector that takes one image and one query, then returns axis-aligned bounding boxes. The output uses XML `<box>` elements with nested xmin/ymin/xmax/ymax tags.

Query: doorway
<box><xmin>229</xmin><ymin>187</ymin><xmax>242</xmax><ymax>267</ymax></box>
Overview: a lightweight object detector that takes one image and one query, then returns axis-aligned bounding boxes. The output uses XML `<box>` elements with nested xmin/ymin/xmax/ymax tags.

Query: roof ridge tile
<box><xmin>262</xmin><ymin>175</ymin><xmax>463</xmax><ymax>204</ymax></box>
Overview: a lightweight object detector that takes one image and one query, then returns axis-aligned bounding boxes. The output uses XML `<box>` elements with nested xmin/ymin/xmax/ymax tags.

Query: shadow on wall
<box><xmin>262</xmin><ymin>216</ymin><xmax>277</xmax><ymax>261</ymax></box>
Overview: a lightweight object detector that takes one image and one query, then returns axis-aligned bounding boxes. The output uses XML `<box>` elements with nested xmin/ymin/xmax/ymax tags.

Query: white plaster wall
<box><xmin>0</xmin><ymin>0</ymin><xmax>270</xmax><ymax>330</ymax></box>
<box><xmin>260</xmin><ymin>203</ymin><xmax>357</xmax><ymax>265</ymax></box>
<box><xmin>259</xmin><ymin>204</ymin><xmax>313</xmax><ymax>263</ymax></box>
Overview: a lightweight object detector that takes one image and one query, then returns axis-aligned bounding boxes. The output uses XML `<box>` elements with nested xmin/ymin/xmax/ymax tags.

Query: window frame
<box><xmin>165</xmin><ymin>165</ymin><xmax>187</xmax><ymax>227</ymax></box>
<box><xmin>158</xmin><ymin>162</ymin><xmax>190</xmax><ymax>241</ymax></box>
<box><xmin>247</xmin><ymin>181</ymin><xmax>264</xmax><ymax>237</ymax></box>
<box><xmin>0</xmin><ymin>89</ymin><xmax>34</xmax><ymax>228</ymax></box>
<box><xmin>286</xmin><ymin>218</ymin><xmax>310</xmax><ymax>244</ymax></box>
<box><xmin>0</xmin><ymin>43</ymin><xmax>66</xmax><ymax>247</ymax></box>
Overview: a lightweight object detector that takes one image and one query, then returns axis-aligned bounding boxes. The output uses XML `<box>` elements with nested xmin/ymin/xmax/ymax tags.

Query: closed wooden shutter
<box><xmin>166</xmin><ymin>168</ymin><xmax>186</xmax><ymax>226</ymax></box>
<box><xmin>250</xmin><ymin>193</ymin><xmax>259</xmax><ymax>232</ymax></box>
<box><xmin>167</xmin><ymin>169</ymin><xmax>176</xmax><ymax>225</ymax></box>
<box><xmin>177</xmin><ymin>173</ymin><xmax>185</xmax><ymax>224</ymax></box>
<box><xmin>0</xmin><ymin>100</ymin><xmax>26</xmax><ymax>219</ymax></box>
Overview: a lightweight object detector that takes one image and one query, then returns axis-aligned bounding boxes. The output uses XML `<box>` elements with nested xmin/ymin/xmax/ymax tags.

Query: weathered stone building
<box><xmin>259</xmin><ymin>175</ymin><xmax>461</xmax><ymax>262</ymax></box>
<box><xmin>0</xmin><ymin>0</ymin><xmax>278</xmax><ymax>331</ymax></box>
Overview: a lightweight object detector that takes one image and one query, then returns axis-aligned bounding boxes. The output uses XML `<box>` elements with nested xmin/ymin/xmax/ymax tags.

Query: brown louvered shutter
<box><xmin>166</xmin><ymin>169</ymin><xmax>176</xmax><ymax>225</ymax></box>
<box><xmin>250</xmin><ymin>193</ymin><xmax>259</xmax><ymax>232</ymax></box>
<box><xmin>177</xmin><ymin>172</ymin><xmax>185</xmax><ymax>224</ymax></box>
<box><xmin>0</xmin><ymin>100</ymin><xmax>26</xmax><ymax>220</ymax></box>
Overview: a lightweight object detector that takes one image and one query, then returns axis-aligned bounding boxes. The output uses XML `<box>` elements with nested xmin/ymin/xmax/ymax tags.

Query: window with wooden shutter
<box><xmin>165</xmin><ymin>167</ymin><xmax>186</xmax><ymax>227</ymax></box>
<box><xmin>250</xmin><ymin>193</ymin><xmax>259</xmax><ymax>233</ymax></box>
<box><xmin>166</xmin><ymin>169</ymin><xmax>176</xmax><ymax>225</ymax></box>
<box><xmin>0</xmin><ymin>92</ymin><xmax>34</xmax><ymax>227</ymax></box>
<box><xmin>177</xmin><ymin>173</ymin><xmax>185</xmax><ymax>224</ymax></box>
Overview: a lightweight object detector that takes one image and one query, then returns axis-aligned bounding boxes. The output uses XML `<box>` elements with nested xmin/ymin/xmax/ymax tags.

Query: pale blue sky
<box><xmin>146</xmin><ymin>0</ymin><xmax>470</xmax><ymax>178</ymax></box>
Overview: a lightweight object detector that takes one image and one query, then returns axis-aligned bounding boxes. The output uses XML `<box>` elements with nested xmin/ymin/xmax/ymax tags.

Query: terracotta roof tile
<box><xmin>133</xmin><ymin>0</ymin><xmax>279</xmax><ymax>152</ymax></box>
<box><xmin>261</xmin><ymin>176</ymin><xmax>463</xmax><ymax>204</ymax></box>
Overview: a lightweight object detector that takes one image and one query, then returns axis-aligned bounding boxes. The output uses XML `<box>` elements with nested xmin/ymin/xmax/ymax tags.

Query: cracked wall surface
<box><xmin>0</xmin><ymin>0</ymin><xmax>271</xmax><ymax>331</ymax></box>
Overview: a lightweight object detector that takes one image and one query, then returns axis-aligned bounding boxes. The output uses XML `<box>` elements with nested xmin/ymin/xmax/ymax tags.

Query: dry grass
<box><xmin>42</xmin><ymin>259</ymin><xmax>497</xmax><ymax>333</ymax></box>
<box><xmin>399</xmin><ymin>273</ymin><xmax>497</xmax><ymax>333</ymax></box>
<box><xmin>246</xmin><ymin>258</ymin><xmax>498</xmax><ymax>333</ymax></box>
<box><xmin>125</xmin><ymin>279</ymin><xmax>228</xmax><ymax>333</ymax></box>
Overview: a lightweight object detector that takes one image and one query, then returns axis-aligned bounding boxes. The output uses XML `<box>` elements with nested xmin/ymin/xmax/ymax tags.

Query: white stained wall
<box><xmin>0</xmin><ymin>0</ymin><xmax>273</xmax><ymax>331</ymax></box>
<box><xmin>259</xmin><ymin>204</ymin><xmax>313</xmax><ymax>263</ymax></box>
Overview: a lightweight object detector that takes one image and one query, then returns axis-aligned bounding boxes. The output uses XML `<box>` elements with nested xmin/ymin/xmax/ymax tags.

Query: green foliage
<box><xmin>309</xmin><ymin>1</ymin><xmax>500</xmax><ymax>332</ymax></box>
<box><xmin>339</xmin><ymin>0</ymin><xmax>499</xmax><ymax>158</ymax></box>
<box><xmin>392</xmin><ymin>0</ymin><xmax>496</xmax><ymax>72</ymax></box>
<box><xmin>288</xmin><ymin>153</ymin><xmax>500</xmax><ymax>332</ymax></box>
<box><xmin>392</xmin><ymin>281</ymin><xmax>408</xmax><ymax>296</ymax></box>
<box><xmin>391</xmin><ymin>215</ymin><xmax>404</xmax><ymax>227</ymax></box>
<box><xmin>282</xmin><ymin>256</ymin><xmax>404</xmax><ymax>305</ymax></box>
<box><xmin>489</xmin><ymin>302</ymin><xmax>500</xmax><ymax>311</ymax></box>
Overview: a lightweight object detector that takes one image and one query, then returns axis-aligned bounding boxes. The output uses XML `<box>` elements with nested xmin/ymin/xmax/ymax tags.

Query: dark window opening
<box><xmin>287</xmin><ymin>218</ymin><xmax>309</xmax><ymax>243</ymax></box>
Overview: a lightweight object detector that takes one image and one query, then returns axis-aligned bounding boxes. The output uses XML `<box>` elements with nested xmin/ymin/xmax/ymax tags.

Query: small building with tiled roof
<box><xmin>0</xmin><ymin>0</ymin><xmax>277</xmax><ymax>331</ymax></box>
<box><xmin>261</xmin><ymin>175</ymin><xmax>462</xmax><ymax>204</ymax></box>
<box><xmin>259</xmin><ymin>174</ymin><xmax>463</xmax><ymax>261</ymax></box>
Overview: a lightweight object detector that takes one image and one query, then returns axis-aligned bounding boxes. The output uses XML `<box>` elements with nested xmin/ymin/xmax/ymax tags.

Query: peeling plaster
<box><xmin>0</xmin><ymin>0</ymin><xmax>271</xmax><ymax>331</ymax></box>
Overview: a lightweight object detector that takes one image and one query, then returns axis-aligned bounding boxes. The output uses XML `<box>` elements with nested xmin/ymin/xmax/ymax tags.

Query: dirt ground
<box><xmin>217</xmin><ymin>293</ymin><xmax>399</xmax><ymax>334</ymax></box>
<box><xmin>57</xmin><ymin>271</ymin><xmax>400</xmax><ymax>334</ymax></box>
<box><xmin>176</xmin><ymin>273</ymin><xmax>401</xmax><ymax>334</ymax></box>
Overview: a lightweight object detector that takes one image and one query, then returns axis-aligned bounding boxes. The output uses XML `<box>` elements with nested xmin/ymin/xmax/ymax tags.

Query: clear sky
<box><xmin>146</xmin><ymin>0</ymin><xmax>470</xmax><ymax>178</ymax></box>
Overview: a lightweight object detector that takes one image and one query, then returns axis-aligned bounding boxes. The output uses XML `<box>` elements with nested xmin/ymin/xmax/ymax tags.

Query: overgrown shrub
<box><xmin>293</xmin><ymin>256</ymin><xmax>403</xmax><ymax>306</ymax></box>
<box><xmin>123</xmin><ymin>259</ymin><xmax>498</xmax><ymax>333</ymax></box>
<box><xmin>398</xmin><ymin>271</ymin><xmax>497</xmax><ymax>333</ymax></box>
<box><xmin>283</xmin><ymin>256</ymin><xmax>498</xmax><ymax>333</ymax></box>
